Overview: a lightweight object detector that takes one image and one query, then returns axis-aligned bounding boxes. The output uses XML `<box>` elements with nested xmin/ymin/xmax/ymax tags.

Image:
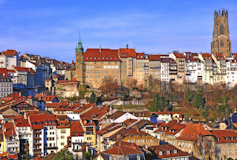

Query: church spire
<box><xmin>75</xmin><ymin>30</ymin><xmax>84</xmax><ymax>53</ymax></box>
<box><xmin>79</xmin><ymin>29</ymin><xmax>82</xmax><ymax>44</ymax></box>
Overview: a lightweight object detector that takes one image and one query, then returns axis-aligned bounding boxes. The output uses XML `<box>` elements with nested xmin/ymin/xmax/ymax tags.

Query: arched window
<box><xmin>220</xmin><ymin>23</ymin><xmax>224</xmax><ymax>35</ymax></box>
<box><xmin>220</xmin><ymin>40</ymin><xmax>224</xmax><ymax>48</ymax></box>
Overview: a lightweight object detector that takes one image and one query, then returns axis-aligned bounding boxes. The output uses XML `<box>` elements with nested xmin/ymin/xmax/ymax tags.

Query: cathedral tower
<box><xmin>75</xmin><ymin>32</ymin><xmax>86</xmax><ymax>85</ymax></box>
<box><xmin>211</xmin><ymin>9</ymin><xmax>232</xmax><ymax>57</ymax></box>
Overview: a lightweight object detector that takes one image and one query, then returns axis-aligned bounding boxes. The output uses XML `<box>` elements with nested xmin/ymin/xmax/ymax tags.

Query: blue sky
<box><xmin>0</xmin><ymin>0</ymin><xmax>237</xmax><ymax>62</ymax></box>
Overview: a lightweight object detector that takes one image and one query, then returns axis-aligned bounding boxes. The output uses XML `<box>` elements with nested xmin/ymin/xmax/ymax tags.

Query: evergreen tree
<box><xmin>185</xmin><ymin>88</ymin><xmax>192</xmax><ymax>102</ymax></box>
<box><xmin>53</xmin><ymin>148</ymin><xmax>73</xmax><ymax>160</ymax></box>
<box><xmin>192</xmin><ymin>91</ymin><xmax>205</xmax><ymax>109</ymax></box>
<box><xmin>149</xmin><ymin>94</ymin><xmax>169</xmax><ymax>111</ymax></box>
<box><xmin>90</xmin><ymin>92</ymin><xmax>97</xmax><ymax>103</ymax></box>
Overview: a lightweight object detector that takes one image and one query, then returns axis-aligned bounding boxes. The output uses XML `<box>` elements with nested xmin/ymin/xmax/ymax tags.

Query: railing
<box><xmin>44</xmin><ymin>147</ymin><xmax>57</xmax><ymax>150</ymax></box>
<box><xmin>33</xmin><ymin>148</ymin><xmax>41</xmax><ymax>152</ymax></box>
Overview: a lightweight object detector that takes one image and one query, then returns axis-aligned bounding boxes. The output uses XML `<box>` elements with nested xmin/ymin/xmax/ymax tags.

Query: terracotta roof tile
<box><xmin>103</xmin><ymin>145</ymin><xmax>143</xmax><ymax>155</ymax></box>
<box><xmin>84</xmin><ymin>49</ymin><xmax>120</xmax><ymax>62</ymax></box>
<box><xmin>212</xmin><ymin>129</ymin><xmax>237</xmax><ymax>143</ymax></box>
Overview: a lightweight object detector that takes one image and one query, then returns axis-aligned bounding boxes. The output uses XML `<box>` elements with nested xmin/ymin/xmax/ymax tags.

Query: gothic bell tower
<box><xmin>211</xmin><ymin>9</ymin><xmax>232</xmax><ymax>57</ymax></box>
<box><xmin>75</xmin><ymin>32</ymin><xmax>86</xmax><ymax>85</ymax></box>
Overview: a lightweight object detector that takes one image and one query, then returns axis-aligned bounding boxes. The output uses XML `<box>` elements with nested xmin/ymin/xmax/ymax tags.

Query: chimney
<box><xmin>110</xmin><ymin>106</ymin><xmax>112</xmax><ymax>115</ymax></box>
<box><xmin>100</xmin><ymin>46</ymin><xmax>102</xmax><ymax>53</ymax></box>
<box><xmin>126</xmin><ymin>44</ymin><xmax>128</xmax><ymax>49</ymax></box>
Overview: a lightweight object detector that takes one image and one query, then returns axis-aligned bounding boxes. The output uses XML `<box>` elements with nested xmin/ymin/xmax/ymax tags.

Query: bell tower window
<box><xmin>220</xmin><ymin>23</ymin><xmax>224</xmax><ymax>35</ymax></box>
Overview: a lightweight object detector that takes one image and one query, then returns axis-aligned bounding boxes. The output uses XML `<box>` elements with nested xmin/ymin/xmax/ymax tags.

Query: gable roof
<box><xmin>177</xmin><ymin>123</ymin><xmax>212</xmax><ymax>141</ymax></box>
<box><xmin>103</xmin><ymin>145</ymin><xmax>143</xmax><ymax>155</ymax></box>
<box><xmin>149</xmin><ymin>144</ymin><xmax>190</xmax><ymax>159</ymax></box>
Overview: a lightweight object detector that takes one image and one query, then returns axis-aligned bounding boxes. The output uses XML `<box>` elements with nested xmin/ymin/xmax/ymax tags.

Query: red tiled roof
<box><xmin>149</xmin><ymin>144</ymin><xmax>190</xmax><ymax>158</ymax></box>
<box><xmin>84</xmin><ymin>49</ymin><xmax>120</xmax><ymax>62</ymax></box>
<box><xmin>213</xmin><ymin>53</ymin><xmax>226</xmax><ymax>60</ymax></box>
<box><xmin>71</xmin><ymin>121</ymin><xmax>84</xmax><ymax>136</ymax></box>
<box><xmin>103</xmin><ymin>145</ymin><xmax>143</xmax><ymax>155</ymax></box>
<box><xmin>29</xmin><ymin>114</ymin><xmax>56</xmax><ymax>129</ymax></box>
<box><xmin>177</xmin><ymin>123</ymin><xmax>212</xmax><ymax>141</ymax></box>
<box><xmin>212</xmin><ymin>129</ymin><xmax>237</xmax><ymax>143</ymax></box>
<box><xmin>174</xmin><ymin>53</ymin><xmax>185</xmax><ymax>58</ymax></box>
<box><xmin>136</xmin><ymin>53</ymin><xmax>145</xmax><ymax>59</ymax></box>
<box><xmin>0</xmin><ymin>68</ymin><xmax>10</xmax><ymax>77</ymax></box>
<box><xmin>42</xmin><ymin>95</ymin><xmax>57</xmax><ymax>102</ymax></box>
<box><xmin>14</xmin><ymin>66</ymin><xmax>27</xmax><ymax>72</ymax></box>
<box><xmin>202</xmin><ymin>53</ymin><xmax>212</xmax><ymax>60</ymax></box>
<box><xmin>165</xmin><ymin>123</ymin><xmax>185</xmax><ymax>135</ymax></box>
<box><xmin>148</xmin><ymin>55</ymin><xmax>161</xmax><ymax>61</ymax></box>
<box><xmin>4</xmin><ymin>123</ymin><xmax>16</xmax><ymax>138</ymax></box>
<box><xmin>15</xmin><ymin>119</ymin><xmax>30</xmax><ymax>127</ymax></box>
<box><xmin>118</xmin><ymin>48</ymin><xmax>136</xmax><ymax>58</ymax></box>
<box><xmin>4</xmin><ymin>49</ymin><xmax>17</xmax><ymax>56</ymax></box>
<box><xmin>8</xmin><ymin>154</ymin><xmax>18</xmax><ymax>159</ymax></box>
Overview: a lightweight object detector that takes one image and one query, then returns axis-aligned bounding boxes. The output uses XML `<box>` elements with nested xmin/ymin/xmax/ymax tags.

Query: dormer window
<box><xmin>90</xmin><ymin>57</ymin><xmax>92</xmax><ymax>59</ymax></box>
<box><xmin>106</xmin><ymin>57</ymin><xmax>108</xmax><ymax>59</ymax></box>
<box><xmin>98</xmin><ymin>57</ymin><xmax>100</xmax><ymax>59</ymax></box>
<box><xmin>87</xmin><ymin>57</ymin><xmax>88</xmax><ymax>59</ymax></box>
<box><xmin>167</xmin><ymin>150</ymin><xmax>170</xmax><ymax>155</ymax></box>
<box><xmin>174</xmin><ymin>149</ymin><xmax>177</xmax><ymax>154</ymax></box>
<box><xmin>159</xmin><ymin>151</ymin><xmax>163</xmax><ymax>155</ymax></box>
<box><xmin>102</xmin><ymin>57</ymin><xmax>104</xmax><ymax>59</ymax></box>
<box><xmin>94</xmin><ymin>57</ymin><xmax>96</xmax><ymax>59</ymax></box>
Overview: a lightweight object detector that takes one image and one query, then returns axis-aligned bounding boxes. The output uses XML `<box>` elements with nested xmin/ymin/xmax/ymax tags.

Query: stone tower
<box><xmin>211</xmin><ymin>9</ymin><xmax>232</xmax><ymax>57</ymax></box>
<box><xmin>75</xmin><ymin>32</ymin><xmax>86</xmax><ymax>85</ymax></box>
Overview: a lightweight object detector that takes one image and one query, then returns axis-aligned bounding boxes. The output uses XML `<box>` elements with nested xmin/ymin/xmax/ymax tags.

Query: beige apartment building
<box><xmin>83</xmin><ymin>48</ymin><xmax>121</xmax><ymax>88</ymax></box>
<box><xmin>148</xmin><ymin>55</ymin><xmax>161</xmax><ymax>80</ymax></box>
<box><xmin>212</xmin><ymin>53</ymin><xmax>226</xmax><ymax>84</ymax></box>
<box><xmin>212</xmin><ymin>129</ymin><xmax>237</xmax><ymax>160</ymax></box>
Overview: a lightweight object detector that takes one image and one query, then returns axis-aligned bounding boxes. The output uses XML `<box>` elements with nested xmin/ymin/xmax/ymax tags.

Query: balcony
<box><xmin>34</xmin><ymin>137</ymin><xmax>42</xmax><ymax>140</ymax></box>
<box><xmin>33</xmin><ymin>148</ymin><xmax>41</xmax><ymax>153</ymax></box>
<box><xmin>44</xmin><ymin>147</ymin><xmax>57</xmax><ymax>150</ymax></box>
<box><xmin>6</xmin><ymin>139</ymin><xmax>18</xmax><ymax>142</ymax></box>
<box><xmin>7</xmin><ymin>144</ymin><xmax>19</xmax><ymax>148</ymax></box>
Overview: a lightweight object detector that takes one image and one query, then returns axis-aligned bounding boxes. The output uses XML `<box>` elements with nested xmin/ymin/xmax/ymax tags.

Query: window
<box><xmin>61</xmin><ymin>136</ymin><xmax>65</xmax><ymax>139</ymax></box>
<box><xmin>220</xmin><ymin>23</ymin><xmax>224</xmax><ymax>35</ymax></box>
<box><xmin>87</xmin><ymin>137</ymin><xmax>92</xmax><ymax>140</ymax></box>
<box><xmin>140</xmin><ymin>139</ymin><xmax>142</xmax><ymax>143</ymax></box>
<box><xmin>61</xmin><ymin>142</ymin><xmax>64</xmax><ymax>146</ymax></box>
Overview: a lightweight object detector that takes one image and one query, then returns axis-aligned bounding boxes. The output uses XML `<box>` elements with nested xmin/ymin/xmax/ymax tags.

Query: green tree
<box><xmin>192</xmin><ymin>90</ymin><xmax>205</xmax><ymax>109</ymax></box>
<box><xmin>83</xmin><ymin>151</ymin><xmax>91</xmax><ymax>160</ymax></box>
<box><xmin>53</xmin><ymin>148</ymin><xmax>73</xmax><ymax>160</ymax></box>
<box><xmin>148</xmin><ymin>94</ymin><xmax>169</xmax><ymax>111</ymax></box>
<box><xmin>90</xmin><ymin>92</ymin><xmax>97</xmax><ymax>103</ymax></box>
<box><xmin>185</xmin><ymin>88</ymin><xmax>192</xmax><ymax>102</ymax></box>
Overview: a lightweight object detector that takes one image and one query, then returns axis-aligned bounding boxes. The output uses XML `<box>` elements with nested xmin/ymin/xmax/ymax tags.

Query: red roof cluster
<box><xmin>212</xmin><ymin>129</ymin><xmax>237</xmax><ymax>143</ymax></box>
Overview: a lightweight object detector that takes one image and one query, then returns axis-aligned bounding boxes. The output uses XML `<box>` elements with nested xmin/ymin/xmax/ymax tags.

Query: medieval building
<box><xmin>211</xmin><ymin>9</ymin><xmax>232</xmax><ymax>57</ymax></box>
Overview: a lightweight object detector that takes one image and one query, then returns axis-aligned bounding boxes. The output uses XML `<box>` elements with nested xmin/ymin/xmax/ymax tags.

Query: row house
<box><xmin>161</xmin><ymin>58</ymin><xmax>170</xmax><ymax>84</ymax></box>
<box><xmin>0</xmin><ymin>75</ymin><xmax>13</xmax><ymax>98</ymax></box>
<box><xmin>226</xmin><ymin>56</ymin><xmax>237</xmax><ymax>88</ymax></box>
<box><xmin>136</xmin><ymin>53</ymin><xmax>146</xmax><ymax>83</ymax></box>
<box><xmin>185</xmin><ymin>56</ymin><xmax>203</xmax><ymax>84</ymax></box>
<box><xmin>170</xmin><ymin>53</ymin><xmax>186</xmax><ymax>83</ymax></box>
<box><xmin>56</xmin><ymin>115</ymin><xmax>71</xmax><ymax>151</ymax></box>
<box><xmin>28</xmin><ymin>114</ymin><xmax>57</xmax><ymax>157</ymax></box>
<box><xmin>212</xmin><ymin>53</ymin><xmax>226</xmax><ymax>84</ymax></box>
<box><xmin>0</xmin><ymin>50</ymin><xmax>20</xmax><ymax>69</ymax></box>
<box><xmin>212</xmin><ymin>129</ymin><xmax>237</xmax><ymax>160</ymax></box>
<box><xmin>199</xmin><ymin>53</ymin><xmax>214</xmax><ymax>84</ymax></box>
<box><xmin>148</xmin><ymin>55</ymin><xmax>161</xmax><ymax>81</ymax></box>
<box><xmin>2</xmin><ymin>122</ymin><xmax>19</xmax><ymax>158</ymax></box>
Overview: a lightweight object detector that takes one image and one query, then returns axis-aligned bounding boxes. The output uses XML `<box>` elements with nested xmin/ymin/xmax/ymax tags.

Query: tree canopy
<box><xmin>148</xmin><ymin>93</ymin><xmax>169</xmax><ymax>112</ymax></box>
<box><xmin>53</xmin><ymin>148</ymin><xmax>73</xmax><ymax>160</ymax></box>
<box><xmin>99</xmin><ymin>76</ymin><xmax>121</xmax><ymax>97</ymax></box>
